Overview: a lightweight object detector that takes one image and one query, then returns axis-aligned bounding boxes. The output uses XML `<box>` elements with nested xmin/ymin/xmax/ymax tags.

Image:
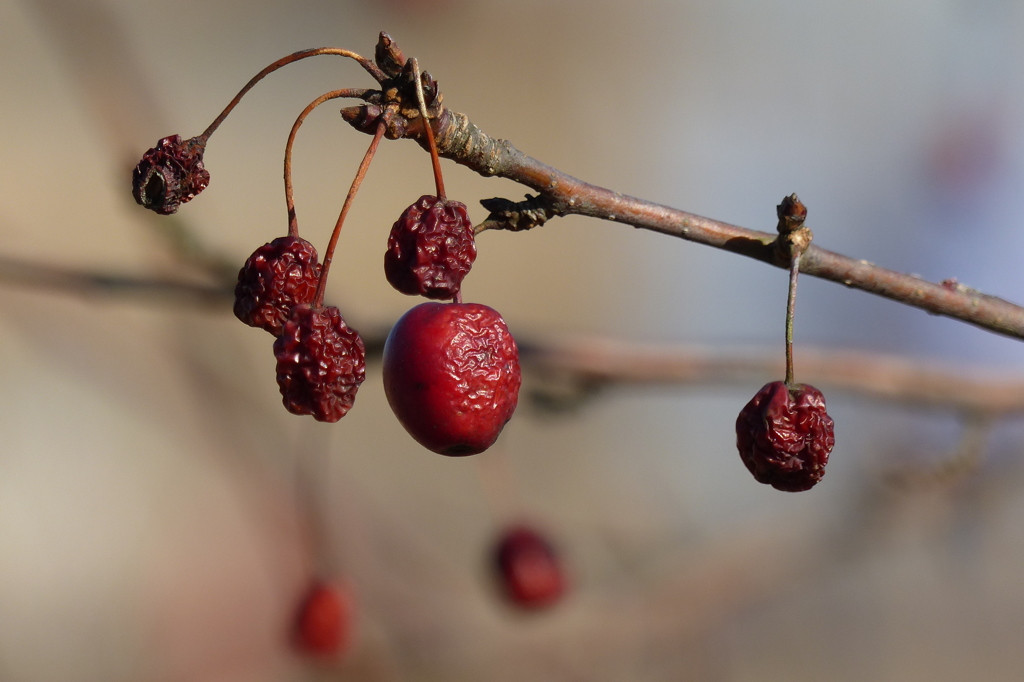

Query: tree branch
<box><xmin>345</xmin><ymin>94</ymin><xmax>1024</xmax><ymax>342</ymax></box>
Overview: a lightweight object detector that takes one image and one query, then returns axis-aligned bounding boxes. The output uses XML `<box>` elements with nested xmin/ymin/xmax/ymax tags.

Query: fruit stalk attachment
<box><xmin>133</xmin><ymin>48</ymin><xmax>380</xmax><ymax>215</ymax></box>
<box><xmin>735</xmin><ymin>196</ymin><xmax>834</xmax><ymax>492</ymax></box>
<box><xmin>411</xmin><ymin>57</ymin><xmax>446</xmax><ymax>201</ymax></box>
<box><xmin>776</xmin><ymin>193</ymin><xmax>812</xmax><ymax>386</ymax></box>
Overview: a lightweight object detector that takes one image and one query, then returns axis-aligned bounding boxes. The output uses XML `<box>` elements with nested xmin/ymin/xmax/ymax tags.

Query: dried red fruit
<box><xmin>492</xmin><ymin>525</ymin><xmax>566</xmax><ymax>610</ymax></box>
<box><xmin>274</xmin><ymin>304</ymin><xmax>366</xmax><ymax>423</ymax></box>
<box><xmin>234</xmin><ymin>236</ymin><xmax>322</xmax><ymax>336</ymax></box>
<box><xmin>382</xmin><ymin>302</ymin><xmax>520</xmax><ymax>455</ymax></box>
<box><xmin>736</xmin><ymin>381</ymin><xmax>835</xmax><ymax>492</ymax></box>
<box><xmin>293</xmin><ymin>581</ymin><xmax>353</xmax><ymax>658</ymax></box>
<box><xmin>131</xmin><ymin>135</ymin><xmax>210</xmax><ymax>215</ymax></box>
<box><xmin>384</xmin><ymin>195</ymin><xmax>476</xmax><ymax>300</ymax></box>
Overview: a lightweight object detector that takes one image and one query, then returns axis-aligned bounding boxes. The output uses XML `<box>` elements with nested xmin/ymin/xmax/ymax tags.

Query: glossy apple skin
<box><xmin>383</xmin><ymin>302</ymin><xmax>521</xmax><ymax>456</ymax></box>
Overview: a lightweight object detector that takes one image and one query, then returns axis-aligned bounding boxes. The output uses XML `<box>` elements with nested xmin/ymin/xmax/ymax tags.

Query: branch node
<box><xmin>476</xmin><ymin>194</ymin><xmax>561</xmax><ymax>234</ymax></box>
<box><xmin>774</xmin><ymin>193</ymin><xmax>813</xmax><ymax>265</ymax></box>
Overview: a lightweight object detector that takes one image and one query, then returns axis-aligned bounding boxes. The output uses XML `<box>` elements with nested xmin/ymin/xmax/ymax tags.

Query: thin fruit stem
<box><xmin>284</xmin><ymin>89</ymin><xmax>370</xmax><ymax>238</ymax></box>
<box><xmin>411</xmin><ymin>58</ymin><xmax>445</xmax><ymax>201</ymax></box>
<box><xmin>197</xmin><ymin>48</ymin><xmax>384</xmax><ymax>144</ymax></box>
<box><xmin>313</xmin><ymin>115</ymin><xmax>390</xmax><ymax>308</ymax></box>
<box><xmin>785</xmin><ymin>251</ymin><xmax>800</xmax><ymax>386</ymax></box>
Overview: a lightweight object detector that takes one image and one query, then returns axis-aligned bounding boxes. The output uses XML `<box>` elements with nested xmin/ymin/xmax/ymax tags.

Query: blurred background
<box><xmin>3</xmin><ymin>0</ymin><xmax>1024</xmax><ymax>680</ymax></box>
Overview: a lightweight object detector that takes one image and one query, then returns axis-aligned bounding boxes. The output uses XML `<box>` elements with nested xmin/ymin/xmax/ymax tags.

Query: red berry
<box><xmin>384</xmin><ymin>195</ymin><xmax>476</xmax><ymax>300</ymax></box>
<box><xmin>132</xmin><ymin>134</ymin><xmax>210</xmax><ymax>215</ymax></box>
<box><xmin>735</xmin><ymin>381</ymin><xmax>835</xmax><ymax>492</ymax></box>
<box><xmin>382</xmin><ymin>302</ymin><xmax>520</xmax><ymax>455</ymax></box>
<box><xmin>492</xmin><ymin>526</ymin><xmax>566</xmax><ymax>610</ymax></box>
<box><xmin>293</xmin><ymin>581</ymin><xmax>352</xmax><ymax>658</ymax></box>
<box><xmin>234</xmin><ymin>236</ymin><xmax>322</xmax><ymax>336</ymax></box>
<box><xmin>274</xmin><ymin>304</ymin><xmax>366</xmax><ymax>423</ymax></box>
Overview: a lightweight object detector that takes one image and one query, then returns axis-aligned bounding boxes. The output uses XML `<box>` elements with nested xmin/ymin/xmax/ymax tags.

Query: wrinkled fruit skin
<box><xmin>736</xmin><ymin>381</ymin><xmax>835</xmax><ymax>492</ymax></box>
<box><xmin>234</xmin><ymin>236</ymin><xmax>322</xmax><ymax>336</ymax></box>
<box><xmin>492</xmin><ymin>526</ymin><xmax>566</xmax><ymax>610</ymax></box>
<box><xmin>132</xmin><ymin>135</ymin><xmax>210</xmax><ymax>215</ymax></box>
<box><xmin>293</xmin><ymin>581</ymin><xmax>352</xmax><ymax>658</ymax></box>
<box><xmin>274</xmin><ymin>305</ymin><xmax>366</xmax><ymax>423</ymax></box>
<box><xmin>382</xmin><ymin>302</ymin><xmax>520</xmax><ymax>455</ymax></box>
<box><xmin>384</xmin><ymin>195</ymin><xmax>476</xmax><ymax>300</ymax></box>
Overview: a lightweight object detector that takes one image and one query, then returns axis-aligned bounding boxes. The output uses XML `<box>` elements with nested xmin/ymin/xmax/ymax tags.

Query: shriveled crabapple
<box><xmin>274</xmin><ymin>304</ymin><xmax>366</xmax><ymax>423</ymax></box>
<box><xmin>234</xmin><ymin>236</ymin><xmax>322</xmax><ymax>336</ymax></box>
<box><xmin>292</xmin><ymin>581</ymin><xmax>353</xmax><ymax>658</ymax></box>
<box><xmin>382</xmin><ymin>302</ymin><xmax>520</xmax><ymax>456</ymax></box>
<box><xmin>492</xmin><ymin>525</ymin><xmax>567</xmax><ymax>610</ymax></box>
<box><xmin>735</xmin><ymin>380</ymin><xmax>835</xmax><ymax>492</ymax></box>
<box><xmin>131</xmin><ymin>135</ymin><xmax>209</xmax><ymax>215</ymax></box>
<box><xmin>384</xmin><ymin>195</ymin><xmax>476</xmax><ymax>299</ymax></box>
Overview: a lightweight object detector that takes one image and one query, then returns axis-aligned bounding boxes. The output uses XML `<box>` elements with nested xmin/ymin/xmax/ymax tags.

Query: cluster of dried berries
<box><xmin>292</xmin><ymin>581</ymin><xmax>353</xmax><ymax>658</ymax></box>
<box><xmin>736</xmin><ymin>381</ymin><xmax>835</xmax><ymax>492</ymax></box>
<box><xmin>230</xmin><ymin>235</ymin><xmax>365</xmax><ymax>423</ymax></box>
<box><xmin>384</xmin><ymin>195</ymin><xmax>476</xmax><ymax>299</ymax></box>
<box><xmin>132</xmin><ymin>135</ymin><xmax>210</xmax><ymax>215</ymax></box>
<box><xmin>233</xmin><ymin>236</ymin><xmax>322</xmax><ymax>336</ymax></box>
<box><xmin>127</xmin><ymin>35</ymin><xmax>517</xmax><ymax>442</ymax></box>
<box><xmin>274</xmin><ymin>304</ymin><xmax>366</xmax><ymax>423</ymax></box>
<box><xmin>492</xmin><ymin>525</ymin><xmax>567</xmax><ymax>610</ymax></box>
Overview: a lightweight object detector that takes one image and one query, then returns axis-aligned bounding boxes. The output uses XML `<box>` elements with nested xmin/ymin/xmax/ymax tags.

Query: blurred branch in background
<box><xmin>522</xmin><ymin>338</ymin><xmax>1024</xmax><ymax>415</ymax></box>
<box><xmin>0</xmin><ymin>253</ymin><xmax>231</xmax><ymax>309</ymax></box>
<box><xmin>2</xmin><ymin>249</ymin><xmax>1022</xmax><ymax>421</ymax></box>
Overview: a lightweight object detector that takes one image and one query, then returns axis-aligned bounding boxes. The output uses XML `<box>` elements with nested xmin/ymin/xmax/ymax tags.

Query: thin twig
<box><xmin>522</xmin><ymin>337</ymin><xmax>1024</xmax><ymax>415</ymax></box>
<box><xmin>0</xmin><ymin>255</ymin><xmax>232</xmax><ymax>309</ymax></box>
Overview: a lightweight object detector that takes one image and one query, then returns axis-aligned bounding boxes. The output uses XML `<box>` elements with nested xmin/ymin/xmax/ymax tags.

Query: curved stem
<box><xmin>197</xmin><ymin>48</ymin><xmax>384</xmax><ymax>144</ymax></box>
<box><xmin>411</xmin><ymin>58</ymin><xmax>445</xmax><ymax>200</ymax></box>
<box><xmin>785</xmin><ymin>251</ymin><xmax>800</xmax><ymax>386</ymax></box>
<box><xmin>283</xmin><ymin>89</ymin><xmax>369</xmax><ymax>238</ymax></box>
<box><xmin>313</xmin><ymin>115</ymin><xmax>390</xmax><ymax>307</ymax></box>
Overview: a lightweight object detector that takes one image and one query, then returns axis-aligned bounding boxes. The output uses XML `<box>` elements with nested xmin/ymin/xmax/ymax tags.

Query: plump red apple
<box><xmin>492</xmin><ymin>525</ymin><xmax>567</xmax><ymax>609</ymax></box>
<box><xmin>382</xmin><ymin>302</ymin><xmax>521</xmax><ymax>456</ymax></box>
